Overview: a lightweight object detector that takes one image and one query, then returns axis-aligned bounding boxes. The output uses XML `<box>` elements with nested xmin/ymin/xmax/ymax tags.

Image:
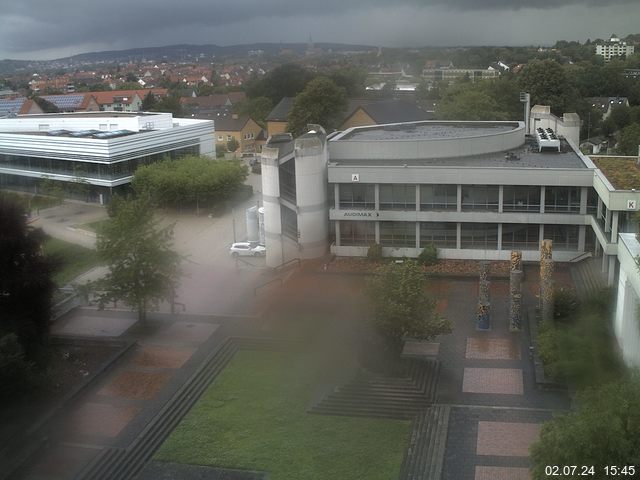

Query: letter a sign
<box><xmin>351</xmin><ymin>173</ymin><xmax>360</xmax><ymax>182</ymax></box>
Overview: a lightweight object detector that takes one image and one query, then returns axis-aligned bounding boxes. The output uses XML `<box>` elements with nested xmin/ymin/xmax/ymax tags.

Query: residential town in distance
<box><xmin>2</xmin><ymin>30</ymin><xmax>640</xmax><ymax>480</ymax></box>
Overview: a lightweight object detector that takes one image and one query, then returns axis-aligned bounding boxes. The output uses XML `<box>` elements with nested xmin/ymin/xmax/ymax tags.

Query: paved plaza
<box><xmin>14</xmin><ymin>182</ymin><xmax>572</xmax><ymax>479</ymax></box>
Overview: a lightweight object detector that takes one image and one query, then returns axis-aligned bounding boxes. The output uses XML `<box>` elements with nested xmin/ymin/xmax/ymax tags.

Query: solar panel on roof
<box><xmin>43</xmin><ymin>95</ymin><xmax>84</xmax><ymax>109</ymax></box>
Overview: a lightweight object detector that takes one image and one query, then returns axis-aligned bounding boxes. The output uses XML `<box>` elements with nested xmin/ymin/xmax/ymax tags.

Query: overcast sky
<box><xmin>1</xmin><ymin>0</ymin><xmax>638</xmax><ymax>60</ymax></box>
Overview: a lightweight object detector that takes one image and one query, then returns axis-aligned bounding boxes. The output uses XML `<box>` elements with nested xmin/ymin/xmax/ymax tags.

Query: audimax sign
<box><xmin>342</xmin><ymin>211</ymin><xmax>380</xmax><ymax>217</ymax></box>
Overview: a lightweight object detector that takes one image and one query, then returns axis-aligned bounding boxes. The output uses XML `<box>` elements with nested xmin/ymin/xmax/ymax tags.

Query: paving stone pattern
<box><xmin>476</xmin><ymin>421</ymin><xmax>541</xmax><ymax>457</ymax></box>
<box><xmin>475</xmin><ymin>466</ymin><xmax>531</xmax><ymax>480</ymax></box>
<box><xmin>462</xmin><ymin>368</ymin><xmax>524</xmax><ymax>395</ymax></box>
<box><xmin>465</xmin><ymin>338</ymin><xmax>520</xmax><ymax>360</ymax></box>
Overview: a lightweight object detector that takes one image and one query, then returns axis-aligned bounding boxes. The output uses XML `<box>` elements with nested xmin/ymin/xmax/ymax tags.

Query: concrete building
<box><xmin>0</xmin><ymin>111</ymin><xmax>214</xmax><ymax>203</ymax></box>
<box><xmin>595</xmin><ymin>35</ymin><xmax>635</xmax><ymax>62</ymax></box>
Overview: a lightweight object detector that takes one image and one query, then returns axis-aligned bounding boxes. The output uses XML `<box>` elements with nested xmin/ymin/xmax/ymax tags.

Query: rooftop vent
<box><xmin>267</xmin><ymin>133</ymin><xmax>293</xmax><ymax>145</ymax></box>
<box><xmin>535</xmin><ymin>127</ymin><xmax>560</xmax><ymax>152</ymax></box>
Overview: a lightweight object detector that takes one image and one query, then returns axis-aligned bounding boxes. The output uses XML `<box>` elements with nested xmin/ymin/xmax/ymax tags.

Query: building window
<box><xmin>380</xmin><ymin>221</ymin><xmax>415</xmax><ymax>247</ymax></box>
<box><xmin>545</xmin><ymin>186</ymin><xmax>581</xmax><ymax>213</ymax></box>
<box><xmin>543</xmin><ymin>224</ymin><xmax>579</xmax><ymax>250</ymax></box>
<box><xmin>218</xmin><ymin>136</ymin><xmax>224</xmax><ymax>141</ymax></box>
<box><xmin>461</xmin><ymin>223</ymin><xmax>499</xmax><ymax>249</ymax></box>
<box><xmin>587</xmin><ymin>188</ymin><xmax>598</xmax><ymax>215</ymax></box>
<box><xmin>502</xmin><ymin>224</ymin><xmax>540</xmax><ymax>250</ymax></box>
<box><xmin>227</xmin><ymin>135</ymin><xmax>232</xmax><ymax>141</ymax></box>
<box><xmin>279</xmin><ymin>159</ymin><xmax>296</xmax><ymax>204</ymax></box>
<box><xmin>379</xmin><ymin>184</ymin><xmax>416</xmax><ymax>210</ymax></box>
<box><xmin>339</xmin><ymin>184</ymin><xmax>375</xmax><ymax>210</ymax></box>
<box><xmin>503</xmin><ymin>186</ymin><xmax>541</xmax><ymax>212</ymax></box>
<box><xmin>340</xmin><ymin>220</ymin><xmax>375</xmax><ymax>246</ymax></box>
<box><xmin>420</xmin><ymin>222</ymin><xmax>457</xmax><ymax>248</ymax></box>
<box><xmin>420</xmin><ymin>184</ymin><xmax>457</xmax><ymax>211</ymax></box>
<box><xmin>462</xmin><ymin>185</ymin><xmax>499</xmax><ymax>211</ymax></box>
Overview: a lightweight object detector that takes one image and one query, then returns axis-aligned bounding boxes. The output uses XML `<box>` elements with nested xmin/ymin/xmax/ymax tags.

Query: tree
<box><xmin>141</xmin><ymin>90</ymin><xmax>158</xmax><ymax>111</ymax></box>
<box><xmin>531</xmin><ymin>376</ymin><xmax>640</xmax><ymax>479</ymax></box>
<box><xmin>131</xmin><ymin>155</ymin><xmax>248</xmax><ymax>211</ymax></box>
<box><xmin>287</xmin><ymin>77</ymin><xmax>347</xmax><ymax>136</ymax></box>
<box><xmin>227</xmin><ymin>137</ymin><xmax>240</xmax><ymax>153</ymax></box>
<box><xmin>518</xmin><ymin>59</ymin><xmax>578</xmax><ymax>115</ymax></box>
<box><xmin>95</xmin><ymin>196</ymin><xmax>181</xmax><ymax>323</ymax></box>
<box><xmin>236</xmin><ymin>96</ymin><xmax>273</xmax><ymax>127</ymax></box>
<box><xmin>329</xmin><ymin>67</ymin><xmax>367</xmax><ymax>97</ymax></box>
<box><xmin>617</xmin><ymin>123</ymin><xmax>640</xmax><ymax>156</ymax></box>
<box><xmin>437</xmin><ymin>84</ymin><xmax>508</xmax><ymax>121</ymax></box>
<box><xmin>366</xmin><ymin>261</ymin><xmax>451</xmax><ymax>355</ymax></box>
<box><xmin>245</xmin><ymin>63</ymin><xmax>315</xmax><ymax>104</ymax></box>
<box><xmin>0</xmin><ymin>194</ymin><xmax>55</xmax><ymax>366</ymax></box>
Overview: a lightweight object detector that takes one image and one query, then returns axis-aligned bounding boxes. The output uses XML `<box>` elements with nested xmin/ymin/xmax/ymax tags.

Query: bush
<box><xmin>553</xmin><ymin>287</ymin><xmax>579</xmax><ymax>322</ymax></box>
<box><xmin>366</xmin><ymin>243</ymin><xmax>383</xmax><ymax>262</ymax></box>
<box><xmin>0</xmin><ymin>334</ymin><xmax>43</xmax><ymax>399</ymax></box>
<box><xmin>417</xmin><ymin>244</ymin><xmax>438</xmax><ymax>266</ymax></box>
<box><xmin>536</xmin><ymin>320</ymin><xmax>562</xmax><ymax>378</ymax></box>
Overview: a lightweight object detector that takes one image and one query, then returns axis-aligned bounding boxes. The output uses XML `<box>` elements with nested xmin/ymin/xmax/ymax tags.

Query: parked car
<box><xmin>229</xmin><ymin>241</ymin><xmax>266</xmax><ymax>257</ymax></box>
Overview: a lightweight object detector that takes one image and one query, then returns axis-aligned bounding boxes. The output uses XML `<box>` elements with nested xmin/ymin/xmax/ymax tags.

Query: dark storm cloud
<box><xmin>1</xmin><ymin>0</ymin><xmax>638</xmax><ymax>59</ymax></box>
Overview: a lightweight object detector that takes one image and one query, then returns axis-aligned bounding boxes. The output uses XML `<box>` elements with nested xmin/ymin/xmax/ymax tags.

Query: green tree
<box><xmin>246</xmin><ymin>64</ymin><xmax>315</xmax><ymax>104</ymax></box>
<box><xmin>227</xmin><ymin>136</ymin><xmax>240</xmax><ymax>153</ymax></box>
<box><xmin>141</xmin><ymin>90</ymin><xmax>158</xmax><ymax>111</ymax></box>
<box><xmin>609</xmin><ymin>105</ymin><xmax>631</xmax><ymax>131</ymax></box>
<box><xmin>151</xmin><ymin>94</ymin><xmax>183</xmax><ymax>117</ymax></box>
<box><xmin>236</xmin><ymin>96</ymin><xmax>273</xmax><ymax>127</ymax></box>
<box><xmin>329</xmin><ymin>67</ymin><xmax>367</xmax><ymax>97</ymax></box>
<box><xmin>617</xmin><ymin>123</ymin><xmax>640</xmax><ymax>156</ymax></box>
<box><xmin>437</xmin><ymin>84</ymin><xmax>508</xmax><ymax>120</ymax></box>
<box><xmin>96</xmin><ymin>196</ymin><xmax>180</xmax><ymax>323</ymax></box>
<box><xmin>519</xmin><ymin>59</ymin><xmax>578</xmax><ymax>115</ymax></box>
<box><xmin>366</xmin><ymin>260</ymin><xmax>451</xmax><ymax>354</ymax></box>
<box><xmin>287</xmin><ymin>77</ymin><xmax>347</xmax><ymax>136</ymax></box>
<box><xmin>531</xmin><ymin>376</ymin><xmax>640</xmax><ymax>479</ymax></box>
<box><xmin>131</xmin><ymin>155</ymin><xmax>248</xmax><ymax>211</ymax></box>
<box><xmin>0</xmin><ymin>194</ymin><xmax>55</xmax><ymax>366</ymax></box>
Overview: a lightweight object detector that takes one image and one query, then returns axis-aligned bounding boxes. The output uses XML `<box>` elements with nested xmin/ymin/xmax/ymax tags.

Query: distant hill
<box><xmin>0</xmin><ymin>42</ymin><xmax>377</xmax><ymax>74</ymax></box>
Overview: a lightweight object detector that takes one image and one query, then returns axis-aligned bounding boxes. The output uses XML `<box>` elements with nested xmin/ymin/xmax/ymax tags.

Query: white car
<box><xmin>229</xmin><ymin>242</ymin><xmax>266</xmax><ymax>257</ymax></box>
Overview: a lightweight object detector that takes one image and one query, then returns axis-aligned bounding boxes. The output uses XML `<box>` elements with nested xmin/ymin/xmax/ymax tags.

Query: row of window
<box><xmin>336</xmin><ymin>184</ymin><xmax>594</xmax><ymax>214</ymax></box>
<box><xmin>0</xmin><ymin>146</ymin><xmax>199</xmax><ymax>181</ymax></box>
<box><xmin>339</xmin><ymin>221</ymin><xmax>580</xmax><ymax>251</ymax></box>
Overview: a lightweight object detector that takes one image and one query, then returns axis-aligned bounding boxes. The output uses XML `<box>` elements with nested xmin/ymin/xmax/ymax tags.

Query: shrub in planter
<box><xmin>417</xmin><ymin>243</ymin><xmax>438</xmax><ymax>266</ymax></box>
<box><xmin>553</xmin><ymin>287</ymin><xmax>579</xmax><ymax>322</ymax></box>
<box><xmin>366</xmin><ymin>243</ymin><xmax>383</xmax><ymax>262</ymax></box>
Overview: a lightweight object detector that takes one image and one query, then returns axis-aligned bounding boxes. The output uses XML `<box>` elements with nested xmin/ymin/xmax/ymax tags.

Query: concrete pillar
<box><xmin>580</xmin><ymin>186</ymin><xmax>588</xmax><ymax>215</ymax></box>
<box><xmin>294</xmin><ymin>128</ymin><xmax>329</xmax><ymax>260</ymax></box>
<box><xmin>261</xmin><ymin>145</ymin><xmax>284</xmax><ymax>267</ymax></box>
<box><xmin>578</xmin><ymin>225</ymin><xmax>586</xmax><ymax>252</ymax></box>
<box><xmin>608</xmin><ymin>255</ymin><xmax>616</xmax><ymax>287</ymax></box>
<box><xmin>456</xmin><ymin>222</ymin><xmax>461</xmax><ymax>250</ymax></box>
<box><xmin>415</xmin><ymin>184</ymin><xmax>420</xmax><ymax>212</ymax></box>
<box><xmin>612</xmin><ymin>211</ymin><xmax>619</xmax><ymax>243</ymax></box>
<box><xmin>415</xmin><ymin>222</ymin><xmax>420</xmax><ymax>249</ymax></box>
<box><xmin>457</xmin><ymin>184</ymin><xmax>462</xmax><ymax>213</ymax></box>
<box><xmin>540</xmin><ymin>186</ymin><xmax>546</xmax><ymax>213</ymax></box>
<box><xmin>375</xmin><ymin>183</ymin><xmax>380</xmax><ymax>211</ymax></box>
<box><xmin>335</xmin><ymin>221</ymin><xmax>341</xmax><ymax>247</ymax></box>
<box><xmin>375</xmin><ymin>221</ymin><xmax>380</xmax><ymax>244</ymax></box>
<box><xmin>597</xmin><ymin>197</ymin><xmax>603</xmax><ymax>220</ymax></box>
<box><xmin>334</xmin><ymin>183</ymin><xmax>340</xmax><ymax>210</ymax></box>
<box><xmin>498</xmin><ymin>185</ymin><xmax>504</xmax><ymax>213</ymax></box>
<box><xmin>497</xmin><ymin>223</ymin><xmax>503</xmax><ymax>251</ymax></box>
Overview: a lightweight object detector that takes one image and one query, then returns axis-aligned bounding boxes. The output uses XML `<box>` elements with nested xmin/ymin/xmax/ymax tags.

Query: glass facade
<box><xmin>420</xmin><ymin>185</ymin><xmax>457</xmax><ymax>211</ymax></box>
<box><xmin>379</xmin><ymin>184</ymin><xmax>416</xmax><ymax>210</ymax></box>
<box><xmin>340</xmin><ymin>220</ymin><xmax>375</xmax><ymax>246</ymax></box>
<box><xmin>279</xmin><ymin>159</ymin><xmax>296</xmax><ymax>204</ymax></box>
<box><xmin>380</xmin><ymin>221</ymin><xmax>415</xmax><ymax>247</ymax></box>
<box><xmin>0</xmin><ymin>145</ymin><xmax>199</xmax><ymax>183</ymax></box>
<box><xmin>543</xmin><ymin>224</ymin><xmax>579</xmax><ymax>250</ymax></box>
<box><xmin>339</xmin><ymin>184</ymin><xmax>375</xmax><ymax>210</ymax></box>
<box><xmin>461</xmin><ymin>223</ymin><xmax>499</xmax><ymax>249</ymax></box>
<box><xmin>420</xmin><ymin>222</ymin><xmax>457</xmax><ymax>248</ymax></box>
<box><xmin>502</xmin><ymin>224</ymin><xmax>540</xmax><ymax>250</ymax></box>
<box><xmin>545</xmin><ymin>186</ymin><xmax>581</xmax><ymax>213</ymax></box>
<box><xmin>281</xmin><ymin>206</ymin><xmax>298</xmax><ymax>240</ymax></box>
<box><xmin>462</xmin><ymin>185</ymin><xmax>499</xmax><ymax>211</ymax></box>
<box><xmin>503</xmin><ymin>186</ymin><xmax>541</xmax><ymax>212</ymax></box>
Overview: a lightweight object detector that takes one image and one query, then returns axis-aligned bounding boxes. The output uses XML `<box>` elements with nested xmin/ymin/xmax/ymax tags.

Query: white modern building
<box><xmin>0</xmin><ymin>111</ymin><xmax>214</xmax><ymax>202</ymax></box>
<box><xmin>595</xmin><ymin>35</ymin><xmax>635</xmax><ymax>62</ymax></box>
<box><xmin>260</xmin><ymin>113</ymin><xmax>640</xmax><ymax>367</ymax></box>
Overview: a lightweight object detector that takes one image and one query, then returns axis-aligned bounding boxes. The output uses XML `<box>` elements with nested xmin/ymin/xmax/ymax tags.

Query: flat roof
<box><xmin>591</xmin><ymin>156</ymin><xmax>640</xmax><ymax>190</ymax></box>
<box><xmin>19</xmin><ymin>111</ymin><xmax>159</xmax><ymax>118</ymax></box>
<box><xmin>335</xmin><ymin>121</ymin><xmax>520</xmax><ymax>142</ymax></box>
<box><xmin>330</xmin><ymin>137</ymin><xmax>587</xmax><ymax>169</ymax></box>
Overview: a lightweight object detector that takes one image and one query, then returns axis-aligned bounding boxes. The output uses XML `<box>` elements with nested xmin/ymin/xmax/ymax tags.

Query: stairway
<box><xmin>570</xmin><ymin>258</ymin><xmax>607</xmax><ymax>300</ymax></box>
<box><xmin>307</xmin><ymin>359</ymin><xmax>439</xmax><ymax>420</ymax></box>
<box><xmin>399</xmin><ymin>405</ymin><xmax>450</xmax><ymax>480</ymax></box>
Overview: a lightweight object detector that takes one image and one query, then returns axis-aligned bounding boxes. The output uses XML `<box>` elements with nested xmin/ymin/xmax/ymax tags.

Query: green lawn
<box><xmin>156</xmin><ymin>350</ymin><xmax>411</xmax><ymax>480</ymax></box>
<box><xmin>75</xmin><ymin>219</ymin><xmax>108</xmax><ymax>232</ymax></box>
<box><xmin>43</xmin><ymin>237</ymin><xmax>101</xmax><ymax>285</ymax></box>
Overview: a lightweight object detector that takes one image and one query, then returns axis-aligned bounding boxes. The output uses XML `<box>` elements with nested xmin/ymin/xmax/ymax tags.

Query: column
<box><xmin>540</xmin><ymin>186</ymin><xmax>546</xmax><ymax>213</ymax></box>
<box><xmin>476</xmin><ymin>261</ymin><xmax>491</xmax><ymax>330</ymax></box>
<box><xmin>456</xmin><ymin>222</ymin><xmax>462</xmax><ymax>250</ymax></box>
<box><xmin>334</xmin><ymin>184</ymin><xmax>340</xmax><ymax>210</ymax></box>
<box><xmin>579</xmin><ymin>186</ymin><xmax>588</xmax><ymax>215</ymax></box>
<box><xmin>540</xmin><ymin>239</ymin><xmax>554</xmax><ymax>322</ymax></box>
<box><xmin>509</xmin><ymin>250</ymin><xmax>523</xmax><ymax>331</ymax></box>
<box><xmin>608</xmin><ymin>255</ymin><xmax>616</xmax><ymax>287</ymax></box>
<box><xmin>578</xmin><ymin>225</ymin><xmax>586</xmax><ymax>252</ymax></box>
<box><xmin>497</xmin><ymin>223</ymin><xmax>503</xmax><ymax>251</ymax></box>
<box><xmin>498</xmin><ymin>185</ymin><xmax>504</xmax><ymax>214</ymax></box>
<box><xmin>335</xmin><ymin>220</ymin><xmax>341</xmax><ymax>247</ymax></box>
<box><xmin>375</xmin><ymin>221</ymin><xmax>380</xmax><ymax>244</ymax></box>
<box><xmin>415</xmin><ymin>222</ymin><xmax>420</xmax><ymax>249</ymax></box>
<box><xmin>457</xmin><ymin>185</ymin><xmax>462</xmax><ymax>213</ymax></box>
<box><xmin>611</xmin><ymin>211</ymin><xmax>619</xmax><ymax>243</ymax></box>
<box><xmin>375</xmin><ymin>184</ymin><xmax>380</xmax><ymax>211</ymax></box>
<box><xmin>415</xmin><ymin>185</ymin><xmax>420</xmax><ymax>212</ymax></box>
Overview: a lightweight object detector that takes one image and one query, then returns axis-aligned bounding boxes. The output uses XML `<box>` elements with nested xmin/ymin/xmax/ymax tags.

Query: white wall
<box><xmin>615</xmin><ymin>233</ymin><xmax>640</xmax><ymax>367</ymax></box>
